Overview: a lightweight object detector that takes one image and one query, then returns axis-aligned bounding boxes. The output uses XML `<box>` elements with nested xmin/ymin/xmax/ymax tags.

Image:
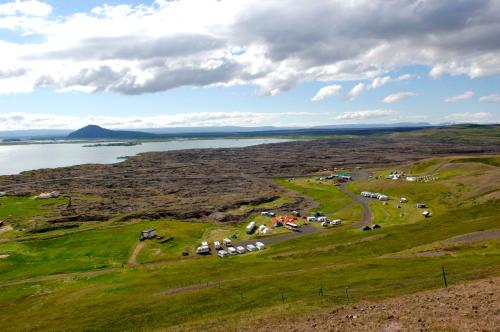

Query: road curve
<box><xmin>338</xmin><ymin>185</ymin><xmax>372</xmax><ymax>227</ymax></box>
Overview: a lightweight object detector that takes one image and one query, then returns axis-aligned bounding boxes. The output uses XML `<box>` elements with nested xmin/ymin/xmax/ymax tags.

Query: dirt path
<box><xmin>0</xmin><ymin>225</ymin><xmax>13</xmax><ymax>235</ymax></box>
<box><xmin>338</xmin><ymin>185</ymin><xmax>372</xmax><ymax>227</ymax></box>
<box><xmin>0</xmin><ymin>268</ymin><xmax>117</xmax><ymax>288</ymax></box>
<box><xmin>127</xmin><ymin>242</ymin><xmax>145</xmax><ymax>267</ymax></box>
<box><xmin>444</xmin><ymin>228</ymin><xmax>500</xmax><ymax>244</ymax></box>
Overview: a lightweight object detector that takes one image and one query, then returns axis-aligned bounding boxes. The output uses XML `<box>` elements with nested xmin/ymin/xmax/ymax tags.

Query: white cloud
<box><xmin>444</xmin><ymin>112</ymin><xmax>494</xmax><ymax>123</ymax></box>
<box><xmin>383</xmin><ymin>92</ymin><xmax>417</xmax><ymax>104</ymax></box>
<box><xmin>347</xmin><ymin>74</ymin><xmax>412</xmax><ymax>100</ymax></box>
<box><xmin>0</xmin><ymin>111</ymin><xmax>314</xmax><ymax>130</ymax></box>
<box><xmin>444</xmin><ymin>91</ymin><xmax>475</xmax><ymax>103</ymax></box>
<box><xmin>347</xmin><ymin>83</ymin><xmax>366</xmax><ymax>100</ymax></box>
<box><xmin>0</xmin><ymin>0</ymin><xmax>52</xmax><ymax>17</ymax></box>
<box><xmin>479</xmin><ymin>94</ymin><xmax>500</xmax><ymax>103</ymax></box>
<box><xmin>311</xmin><ymin>84</ymin><xmax>341</xmax><ymax>101</ymax></box>
<box><xmin>335</xmin><ymin>109</ymin><xmax>398</xmax><ymax>121</ymax></box>
<box><xmin>0</xmin><ymin>1</ymin><xmax>499</xmax><ymax>95</ymax></box>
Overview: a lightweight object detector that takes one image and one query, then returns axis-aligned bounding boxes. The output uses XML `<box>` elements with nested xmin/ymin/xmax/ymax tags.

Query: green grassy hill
<box><xmin>0</xmin><ymin>155</ymin><xmax>498</xmax><ymax>331</ymax></box>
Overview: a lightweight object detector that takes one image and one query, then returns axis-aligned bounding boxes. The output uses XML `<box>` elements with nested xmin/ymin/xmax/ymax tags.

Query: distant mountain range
<box><xmin>0</xmin><ymin>122</ymin><xmax>436</xmax><ymax>140</ymax></box>
<box><xmin>67</xmin><ymin>125</ymin><xmax>157</xmax><ymax>139</ymax></box>
<box><xmin>65</xmin><ymin>123</ymin><xmax>437</xmax><ymax>140</ymax></box>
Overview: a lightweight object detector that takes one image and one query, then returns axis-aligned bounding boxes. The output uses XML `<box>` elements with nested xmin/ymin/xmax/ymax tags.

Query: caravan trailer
<box><xmin>246</xmin><ymin>221</ymin><xmax>256</xmax><ymax>234</ymax></box>
<box><xmin>285</xmin><ymin>222</ymin><xmax>300</xmax><ymax>232</ymax></box>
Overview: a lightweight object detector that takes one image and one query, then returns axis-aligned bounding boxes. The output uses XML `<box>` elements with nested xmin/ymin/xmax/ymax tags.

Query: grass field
<box><xmin>0</xmin><ymin>156</ymin><xmax>498</xmax><ymax>331</ymax></box>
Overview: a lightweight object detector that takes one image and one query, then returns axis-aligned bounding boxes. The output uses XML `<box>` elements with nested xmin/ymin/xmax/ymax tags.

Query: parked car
<box><xmin>217</xmin><ymin>250</ymin><xmax>229</xmax><ymax>258</ymax></box>
<box><xmin>236</xmin><ymin>246</ymin><xmax>246</xmax><ymax>254</ymax></box>
<box><xmin>214</xmin><ymin>241</ymin><xmax>222</xmax><ymax>250</ymax></box>
<box><xmin>223</xmin><ymin>238</ymin><xmax>233</xmax><ymax>247</ymax></box>
<box><xmin>246</xmin><ymin>244</ymin><xmax>257</xmax><ymax>252</ymax></box>
<box><xmin>331</xmin><ymin>219</ymin><xmax>342</xmax><ymax>225</ymax></box>
<box><xmin>256</xmin><ymin>242</ymin><xmax>265</xmax><ymax>250</ymax></box>
<box><xmin>227</xmin><ymin>247</ymin><xmax>237</xmax><ymax>255</ymax></box>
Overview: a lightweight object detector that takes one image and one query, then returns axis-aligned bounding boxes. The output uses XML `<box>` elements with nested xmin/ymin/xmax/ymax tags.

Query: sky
<box><xmin>0</xmin><ymin>0</ymin><xmax>499</xmax><ymax>130</ymax></box>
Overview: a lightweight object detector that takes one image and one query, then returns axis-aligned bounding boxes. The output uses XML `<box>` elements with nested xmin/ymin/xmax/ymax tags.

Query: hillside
<box><xmin>0</xmin><ymin>127</ymin><xmax>499</xmax><ymax>331</ymax></box>
<box><xmin>0</xmin><ymin>147</ymin><xmax>498</xmax><ymax>330</ymax></box>
<box><xmin>385</xmin><ymin>123</ymin><xmax>500</xmax><ymax>142</ymax></box>
<box><xmin>67</xmin><ymin>125</ymin><xmax>157</xmax><ymax>139</ymax></box>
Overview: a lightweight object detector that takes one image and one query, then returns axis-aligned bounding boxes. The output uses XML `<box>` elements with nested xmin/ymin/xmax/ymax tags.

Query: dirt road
<box><xmin>338</xmin><ymin>185</ymin><xmax>372</xmax><ymax>227</ymax></box>
<box><xmin>235</xmin><ymin>224</ymin><xmax>321</xmax><ymax>248</ymax></box>
<box><xmin>127</xmin><ymin>242</ymin><xmax>145</xmax><ymax>267</ymax></box>
<box><xmin>0</xmin><ymin>268</ymin><xmax>118</xmax><ymax>288</ymax></box>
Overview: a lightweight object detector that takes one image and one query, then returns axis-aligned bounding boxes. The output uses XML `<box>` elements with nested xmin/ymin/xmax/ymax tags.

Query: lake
<box><xmin>0</xmin><ymin>138</ymin><xmax>292</xmax><ymax>176</ymax></box>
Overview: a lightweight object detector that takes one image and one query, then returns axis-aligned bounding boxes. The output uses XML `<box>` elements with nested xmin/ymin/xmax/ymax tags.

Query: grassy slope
<box><xmin>0</xmin><ymin>156</ymin><xmax>498</xmax><ymax>331</ymax></box>
<box><xmin>384</xmin><ymin>124</ymin><xmax>500</xmax><ymax>142</ymax></box>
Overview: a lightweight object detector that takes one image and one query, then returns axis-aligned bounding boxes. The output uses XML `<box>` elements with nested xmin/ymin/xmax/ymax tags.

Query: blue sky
<box><xmin>0</xmin><ymin>0</ymin><xmax>499</xmax><ymax>129</ymax></box>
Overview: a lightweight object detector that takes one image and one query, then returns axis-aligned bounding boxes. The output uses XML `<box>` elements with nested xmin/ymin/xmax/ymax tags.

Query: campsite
<box><xmin>0</xmin><ymin>126</ymin><xmax>499</xmax><ymax>331</ymax></box>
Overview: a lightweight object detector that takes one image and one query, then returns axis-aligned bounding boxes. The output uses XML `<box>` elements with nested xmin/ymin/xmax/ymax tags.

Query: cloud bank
<box><xmin>383</xmin><ymin>92</ymin><xmax>417</xmax><ymax>104</ymax></box>
<box><xmin>444</xmin><ymin>91</ymin><xmax>475</xmax><ymax>103</ymax></box>
<box><xmin>0</xmin><ymin>0</ymin><xmax>500</xmax><ymax>95</ymax></box>
<box><xmin>479</xmin><ymin>94</ymin><xmax>500</xmax><ymax>102</ymax></box>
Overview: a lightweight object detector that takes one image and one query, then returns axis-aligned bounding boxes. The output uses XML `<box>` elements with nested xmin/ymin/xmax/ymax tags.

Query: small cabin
<box><xmin>140</xmin><ymin>229</ymin><xmax>156</xmax><ymax>240</ymax></box>
<box><xmin>38</xmin><ymin>191</ymin><xmax>60</xmax><ymax>199</ymax></box>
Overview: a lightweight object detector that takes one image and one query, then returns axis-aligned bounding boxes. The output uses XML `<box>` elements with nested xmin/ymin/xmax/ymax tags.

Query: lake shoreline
<box><xmin>0</xmin><ymin>138</ymin><xmax>295</xmax><ymax>176</ymax></box>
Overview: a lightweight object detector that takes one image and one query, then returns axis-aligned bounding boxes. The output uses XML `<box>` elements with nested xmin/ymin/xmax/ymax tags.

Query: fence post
<box><xmin>345</xmin><ymin>286</ymin><xmax>350</xmax><ymax>304</ymax></box>
<box><xmin>442</xmin><ymin>266</ymin><xmax>448</xmax><ymax>288</ymax></box>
